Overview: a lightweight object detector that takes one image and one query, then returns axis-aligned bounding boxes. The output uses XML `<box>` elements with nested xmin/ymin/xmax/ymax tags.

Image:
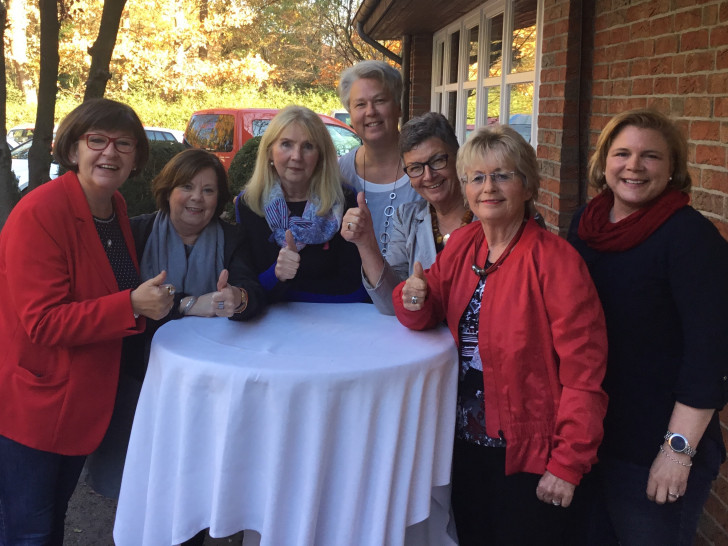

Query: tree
<box><xmin>84</xmin><ymin>0</ymin><xmax>128</xmax><ymax>100</ymax></box>
<box><xmin>0</xmin><ymin>1</ymin><xmax>21</xmax><ymax>229</ymax></box>
<box><xmin>28</xmin><ymin>0</ymin><xmax>62</xmax><ymax>192</ymax></box>
<box><xmin>7</xmin><ymin>0</ymin><xmax>36</xmax><ymax>104</ymax></box>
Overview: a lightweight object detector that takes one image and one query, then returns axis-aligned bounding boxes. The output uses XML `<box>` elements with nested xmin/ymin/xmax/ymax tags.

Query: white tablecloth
<box><xmin>113</xmin><ymin>302</ymin><xmax>458</xmax><ymax>546</ymax></box>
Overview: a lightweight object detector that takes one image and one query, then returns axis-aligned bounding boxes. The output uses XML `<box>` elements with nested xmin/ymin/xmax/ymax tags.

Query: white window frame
<box><xmin>431</xmin><ymin>0</ymin><xmax>543</xmax><ymax>147</ymax></box>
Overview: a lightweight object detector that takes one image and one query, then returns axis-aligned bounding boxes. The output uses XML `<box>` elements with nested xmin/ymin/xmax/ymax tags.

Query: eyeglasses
<box><xmin>461</xmin><ymin>171</ymin><xmax>518</xmax><ymax>186</ymax></box>
<box><xmin>403</xmin><ymin>154</ymin><xmax>448</xmax><ymax>178</ymax></box>
<box><xmin>82</xmin><ymin>133</ymin><xmax>137</xmax><ymax>154</ymax></box>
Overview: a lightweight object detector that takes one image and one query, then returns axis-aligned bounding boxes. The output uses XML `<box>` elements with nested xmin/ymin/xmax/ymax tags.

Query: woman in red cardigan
<box><xmin>394</xmin><ymin>125</ymin><xmax>608</xmax><ymax>545</ymax></box>
<box><xmin>0</xmin><ymin>99</ymin><xmax>174</xmax><ymax>545</ymax></box>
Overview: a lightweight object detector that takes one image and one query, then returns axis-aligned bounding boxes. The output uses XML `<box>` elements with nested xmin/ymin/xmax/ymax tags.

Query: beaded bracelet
<box><xmin>659</xmin><ymin>444</ymin><xmax>693</xmax><ymax>467</ymax></box>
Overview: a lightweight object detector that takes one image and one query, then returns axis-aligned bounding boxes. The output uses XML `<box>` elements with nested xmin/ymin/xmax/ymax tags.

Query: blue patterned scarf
<box><xmin>263</xmin><ymin>181</ymin><xmax>343</xmax><ymax>250</ymax></box>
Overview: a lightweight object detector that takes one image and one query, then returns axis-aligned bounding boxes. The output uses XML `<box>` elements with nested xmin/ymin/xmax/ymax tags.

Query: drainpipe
<box><xmin>356</xmin><ymin>22</ymin><xmax>402</xmax><ymax>65</ymax></box>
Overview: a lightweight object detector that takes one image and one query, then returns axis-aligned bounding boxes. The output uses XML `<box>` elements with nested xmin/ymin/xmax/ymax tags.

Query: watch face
<box><xmin>670</xmin><ymin>435</ymin><xmax>687</xmax><ymax>452</ymax></box>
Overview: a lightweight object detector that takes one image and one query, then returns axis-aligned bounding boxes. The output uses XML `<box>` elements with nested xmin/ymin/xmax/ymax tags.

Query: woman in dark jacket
<box><xmin>568</xmin><ymin>109</ymin><xmax>728</xmax><ymax>545</ymax></box>
<box><xmin>87</xmin><ymin>149</ymin><xmax>263</xmax><ymax>545</ymax></box>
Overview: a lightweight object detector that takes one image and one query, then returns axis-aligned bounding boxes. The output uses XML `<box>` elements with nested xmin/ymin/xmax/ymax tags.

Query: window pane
<box><xmin>467</xmin><ymin>26</ymin><xmax>479</xmax><ymax>82</ymax></box>
<box><xmin>511</xmin><ymin>0</ymin><xmax>538</xmax><ymax>74</ymax></box>
<box><xmin>446</xmin><ymin>91</ymin><xmax>457</xmax><ymax>128</ymax></box>
<box><xmin>448</xmin><ymin>31</ymin><xmax>460</xmax><ymax>84</ymax></box>
<box><xmin>466</xmin><ymin>89</ymin><xmax>477</xmax><ymax>136</ymax></box>
<box><xmin>509</xmin><ymin>82</ymin><xmax>534</xmax><ymax>143</ymax></box>
<box><xmin>435</xmin><ymin>41</ymin><xmax>444</xmax><ymax>86</ymax></box>
<box><xmin>488</xmin><ymin>14</ymin><xmax>503</xmax><ymax>78</ymax></box>
<box><xmin>485</xmin><ymin>86</ymin><xmax>501</xmax><ymax>123</ymax></box>
<box><xmin>184</xmin><ymin>114</ymin><xmax>234</xmax><ymax>152</ymax></box>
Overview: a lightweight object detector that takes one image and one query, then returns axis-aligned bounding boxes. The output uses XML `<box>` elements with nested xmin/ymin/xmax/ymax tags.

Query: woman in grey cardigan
<box><xmin>341</xmin><ymin>113</ymin><xmax>471</xmax><ymax>314</ymax></box>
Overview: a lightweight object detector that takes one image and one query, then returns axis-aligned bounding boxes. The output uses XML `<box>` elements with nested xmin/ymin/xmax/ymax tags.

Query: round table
<box><xmin>113</xmin><ymin>302</ymin><xmax>458</xmax><ymax>546</ymax></box>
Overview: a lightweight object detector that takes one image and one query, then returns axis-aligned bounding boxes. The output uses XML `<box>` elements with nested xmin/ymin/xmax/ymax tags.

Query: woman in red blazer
<box><xmin>0</xmin><ymin>98</ymin><xmax>174</xmax><ymax>545</ymax></box>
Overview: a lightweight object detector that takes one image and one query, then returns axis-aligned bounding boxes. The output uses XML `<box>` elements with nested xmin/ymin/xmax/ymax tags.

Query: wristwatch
<box><xmin>664</xmin><ymin>431</ymin><xmax>697</xmax><ymax>457</ymax></box>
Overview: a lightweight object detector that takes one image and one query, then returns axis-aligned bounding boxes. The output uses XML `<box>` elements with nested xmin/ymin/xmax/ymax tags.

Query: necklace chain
<box><xmin>430</xmin><ymin>204</ymin><xmax>473</xmax><ymax>247</ymax></box>
<box><xmin>362</xmin><ymin>148</ymin><xmax>401</xmax><ymax>256</ymax></box>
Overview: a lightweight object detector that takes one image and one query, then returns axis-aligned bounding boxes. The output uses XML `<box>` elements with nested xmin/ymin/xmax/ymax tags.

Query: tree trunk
<box><xmin>0</xmin><ymin>1</ymin><xmax>21</xmax><ymax>229</ymax></box>
<box><xmin>28</xmin><ymin>0</ymin><xmax>60</xmax><ymax>192</ymax></box>
<box><xmin>83</xmin><ymin>0</ymin><xmax>128</xmax><ymax>100</ymax></box>
<box><xmin>7</xmin><ymin>0</ymin><xmax>36</xmax><ymax>104</ymax></box>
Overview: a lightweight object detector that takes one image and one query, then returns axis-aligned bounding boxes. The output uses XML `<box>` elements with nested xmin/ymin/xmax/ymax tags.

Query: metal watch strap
<box><xmin>664</xmin><ymin>430</ymin><xmax>697</xmax><ymax>457</ymax></box>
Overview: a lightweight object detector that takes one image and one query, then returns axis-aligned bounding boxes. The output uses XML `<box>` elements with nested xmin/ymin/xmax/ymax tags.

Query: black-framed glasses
<box><xmin>403</xmin><ymin>153</ymin><xmax>448</xmax><ymax>178</ymax></box>
<box><xmin>82</xmin><ymin>133</ymin><xmax>137</xmax><ymax>154</ymax></box>
<box><xmin>461</xmin><ymin>171</ymin><xmax>517</xmax><ymax>186</ymax></box>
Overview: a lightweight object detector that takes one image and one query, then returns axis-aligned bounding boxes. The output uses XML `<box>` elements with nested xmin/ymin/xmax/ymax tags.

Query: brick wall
<box><xmin>408</xmin><ymin>34</ymin><xmax>433</xmax><ymax>118</ymax></box>
<box><xmin>539</xmin><ymin>0</ymin><xmax>728</xmax><ymax>543</ymax></box>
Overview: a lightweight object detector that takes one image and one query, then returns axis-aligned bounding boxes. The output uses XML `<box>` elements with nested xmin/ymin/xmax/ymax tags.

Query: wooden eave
<box><xmin>355</xmin><ymin>0</ymin><xmax>485</xmax><ymax>39</ymax></box>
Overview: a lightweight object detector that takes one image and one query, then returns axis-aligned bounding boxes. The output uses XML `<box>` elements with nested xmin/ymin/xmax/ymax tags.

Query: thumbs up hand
<box><xmin>210</xmin><ymin>269</ymin><xmax>238</xmax><ymax>317</ymax></box>
<box><xmin>341</xmin><ymin>192</ymin><xmax>377</xmax><ymax>249</ymax></box>
<box><xmin>402</xmin><ymin>261</ymin><xmax>428</xmax><ymax>311</ymax></box>
<box><xmin>130</xmin><ymin>270</ymin><xmax>176</xmax><ymax>320</ymax></box>
<box><xmin>275</xmin><ymin>229</ymin><xmax>301</xmax><ymax>281</ymax></box>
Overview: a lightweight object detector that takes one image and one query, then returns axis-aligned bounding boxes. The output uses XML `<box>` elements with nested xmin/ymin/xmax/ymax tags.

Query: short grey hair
<box><xmin>337</xmin><ymin>60</ymin><xmax>403</xmax><ymax>112</ymax></box>
<box><xmin>457</xmin><ymin>125</ymin><xmax>540</xmax><ymax>217</ymax></box>
<box><xmin>400</xmin><ymin>113</ymin><xmax>459</xmax><ymax>156</ymax></box>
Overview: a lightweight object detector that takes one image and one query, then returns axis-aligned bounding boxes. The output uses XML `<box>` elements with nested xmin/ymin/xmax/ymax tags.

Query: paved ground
<box><xmin>64</xmin><ymin>470</ymin><xmax>244</xmax><ymax>545</ymax></box>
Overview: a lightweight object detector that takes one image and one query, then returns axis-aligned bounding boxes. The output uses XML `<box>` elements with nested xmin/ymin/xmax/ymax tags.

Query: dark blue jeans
<box><xmin>0</xmin><ymin>434</ymin><xmax>85</xmax><ymax>546</ymax></box>
<box><xmin>586</xmin><ymin>442</ymin><xmax>721</xmax><ymax>546</ymax></box>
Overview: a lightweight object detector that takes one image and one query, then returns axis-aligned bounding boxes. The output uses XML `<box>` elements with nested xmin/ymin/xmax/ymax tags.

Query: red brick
<box><xmin>610</xmin><ymin>26</ymin><xmax>631</xmax><ymax>45</ymax></box>
<box><xmin>707</xmin><ymin>72</ymin><xmax>728</xmax><ymax>95</ymax></box>
<box><xmin>702</xmin><ymin>3</ymin><xmax>719</xmax><ymax>26</ymax></box>
<box><xmin>681</xmin><ymin>29</ymin><xmax>710</xmax><ymax>51</ymax></box>
<box><xmin>673</xmin><ymin>53</ymin><xmax>687</xmax><ymax>74</ymax></box>
<box><xmin>701</xmin><ymin>169</ymin><xmax>728</xmax><ymax>193</ymax></box>
<box><xmin>718</xmin><ymin>48</ymin><xmax>728</xmax><ymax>70</ymax></box>
<box><xmin>649</xmin><ymin>57</ymin><xmax>673</xmax><ymax>75</ymax></box>
<box><xmin>690</xmin><ymin>120</ymin><xmax>721</xmax><ymax>142</ymax></box>
<box><xmin>695</xmin><ymin>144</ymin><xmax>728</xmax><ymax>167</ymax></box>
<box><xmin>674</xmin><ymin>7</ymin><xmax>703</xmax><ymax>31</ymax></box>
<box><xmin>654</xmin><ymin>35</ymin><xmax>679</xmax><ymax>55</ymax></box>
<box><xmin>721</xmin><ymin>1</ymin><xmax>728</xmax><ymax>23</ymax></box>
<box><xmin>629</xmin><ymin>19</ymin><xmax>651</xmax><ymax>40</ymax></box>
<box><xmin>630</xmin><ymin>58</ymin><xmax>650</xmax><ymax>77</ymax></box>
<box><xmin>650</xmin><ymin>14</ymin><xmax>674</xmax><ymax>35</ymax></box>
<box><xmin>613</xmin><ymin>79</ymin><xmax>632</xmax><ymax>96</ymax></box>
<box><xmin>646</xmin><ymin>97</ymin><xmax>671</xmax><ymax>112</ymax></box>
<box><xmin>678</xmin><ymin>75</ymin><xmax>707</xmax><ymax>94</ymax></box>
<box><xmin>609</xmin><ymin>61</ymin><xmax>629</xmax><ymax>79</ymax></box>
<box><xmin>722</xmin><ymin>121</ymin><xmax>728</xmax><ymax>144</ymax></box>
<box><xmin>654</xmin><ymin>76</ymin><xmax>678</xmax><ymax>94</ymax></box>
<box><xmin>686</xmin><ymin>51</ymin><xmax>715</xmax><ymax>73</ymax></box>
<box><xmin>632</xmin><ymin>77</ymin><xmax>654</xmax><ymax>95</ymax></box>
<box><xmin>716</xmin><ymin>97</ymin><xmax>728</xmax><ymax>118</ymax></box>
<box><xmin>683</xmin><ymin>96</ymin><xmax>712</xmax><ymax>117</ymax></box>
<box><xmin>711</xmin><ymin>23</ymin><xmax>728</xmax><ymax>48</ymax></box>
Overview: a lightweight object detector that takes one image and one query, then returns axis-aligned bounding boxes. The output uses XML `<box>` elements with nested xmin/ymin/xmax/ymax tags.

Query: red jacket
<box><xmin>393</xmin><ymin>219</ymin><xmax>608</xmax><ymax>485</ymax></box>
<box><xmin>0</xmin><ymin>172</ymin><xmax>144</xmax><ymax>455</ymax></box>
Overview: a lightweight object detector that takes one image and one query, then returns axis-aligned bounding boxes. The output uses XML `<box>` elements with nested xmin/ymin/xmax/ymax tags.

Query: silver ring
<box><xmin>165</xmin><ymin>285</ymin><xmax>175</xmax><ymax>295</ymax></box>
<box><xmin>552</xmin><ymin>500</ymin><xmax>561</xmax><ymax>506</ymax></box>
<box><xmin>668</xmin><ymin>492</ymin><xmax>679</xmax><ymax>498</ymax></box>
<box><xmin>410</xmin><ymin>296</ymin><xmax>418</xmax><ymax>304</ymax></box>
<box><xmin>217</xmin><ymin>301</ymin><xmax>225</xmax><ymax>310</ymax></box>
<box><xmin>347</xmin><ymin>222</ymin><xmax>353</xmax><ymax>231</ymax></box>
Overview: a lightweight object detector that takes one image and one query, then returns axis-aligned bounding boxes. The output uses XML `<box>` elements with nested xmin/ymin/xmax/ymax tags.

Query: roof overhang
<box><xmin>354</xmin><ymin>0</ymin><xmax>485</xmax><ymax>39</ymax></box>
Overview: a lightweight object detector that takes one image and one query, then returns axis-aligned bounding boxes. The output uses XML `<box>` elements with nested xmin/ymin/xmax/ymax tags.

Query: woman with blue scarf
<box><xmin>86</xmin><ymin>149</ymin><xmax>264</xmax><ymax>516</ymax></box>
<box><xmin>236</xmin><ymin>105</ymin><xmax>366</xmax><ymax>303</ymax></box>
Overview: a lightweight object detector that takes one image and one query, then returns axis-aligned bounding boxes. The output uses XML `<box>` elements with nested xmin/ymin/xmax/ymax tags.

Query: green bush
<box><xmin>226</xmin><ymin>136</ymin><xmax>262</xmax><ymax>220</ymax></box>
<box><xmin>119</xmin><ymin>141</ymin><xmax>185</xmax><ymax>217</ymax></box>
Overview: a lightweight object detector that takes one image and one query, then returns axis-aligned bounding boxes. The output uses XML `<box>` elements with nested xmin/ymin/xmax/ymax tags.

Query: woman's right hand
<box><xmin>402</xmin><ymin>262</ymin><xmax>428</xmax><ymax>311</ymax></box>
<box><xmin>341</xmin><ymin>192</ymin><xmax>377</xmax><ymax>249</ymax></box>
<box><xmin>275</xmin><ymin>230</ymin><xmax>301</xmax><ymax>281</ymax></box>
<box><xmin>130</xmin><ymin>270</ymin><xmax>175</xmax><ymax>320</ymax></box>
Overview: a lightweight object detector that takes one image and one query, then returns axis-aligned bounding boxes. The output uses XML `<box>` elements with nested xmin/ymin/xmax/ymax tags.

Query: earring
<box><xmin>269</xmin><ymin>160</ymin><xmax>274</xmax><ymax>167</ymax></box>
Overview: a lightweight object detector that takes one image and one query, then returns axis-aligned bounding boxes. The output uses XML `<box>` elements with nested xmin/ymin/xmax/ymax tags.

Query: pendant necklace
<box><xmin>93</xmin><ymin>212</ymin><xmax>117</xmax><ymax>248</ymax></box>
<box><xmin>430</xmin><ymin>204</ymin><xmax>474</xmax><ymax>249</ymax></box>
<box><xmin>362</xmin><ymin>148</ymin><xmax>400</xmax><ymax>256</ymax></box>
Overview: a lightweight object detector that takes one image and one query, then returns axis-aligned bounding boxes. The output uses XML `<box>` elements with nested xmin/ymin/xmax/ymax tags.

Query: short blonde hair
<box><xmin>457</xmin><ymin>125</ymin><xmax>540</xmax><ymax>217</ymax></box>
<box><xmin>588</xmin><ymin>109</ymin><xmax>691</xmax><ymax>192</ymax></box>
<box><xmin>337</xmin><ymin>60</ymin><xmax>403</xmax><ymax>112</ymax></box>
<box><xmin>243</xmin><ymin>106</ymin><xmax>344</xmax><ymax>217</ymax></box>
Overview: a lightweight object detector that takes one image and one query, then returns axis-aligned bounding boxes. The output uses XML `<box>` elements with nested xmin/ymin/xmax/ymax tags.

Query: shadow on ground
<box><xmin>64</xmin><ymin>472</ymin><xmax>244</xmax><ymax>545</ymax></box>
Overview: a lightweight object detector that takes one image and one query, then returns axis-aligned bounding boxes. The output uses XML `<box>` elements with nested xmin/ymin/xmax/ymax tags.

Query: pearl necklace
<box><xmin>362</xmin><ymin>148</ymin><xmax>401</xmax><ymax>256</ymax></box>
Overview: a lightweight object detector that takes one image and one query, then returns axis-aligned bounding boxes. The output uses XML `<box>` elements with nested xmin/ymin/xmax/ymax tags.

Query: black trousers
<box><xmin>451</xmin><ymin>438</ymin><xmax>578</xmax><ymax>546</ymax></box>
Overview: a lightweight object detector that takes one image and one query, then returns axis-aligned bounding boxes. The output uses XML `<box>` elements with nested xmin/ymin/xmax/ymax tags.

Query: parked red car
<box><xmin>183</xmin><ymin>108</ymin><xmax>361</xmax><ymax>171</ymax></box>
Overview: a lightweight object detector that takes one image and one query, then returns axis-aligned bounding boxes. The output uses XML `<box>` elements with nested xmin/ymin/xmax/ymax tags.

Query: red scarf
<box><xmin>578</xmin><ymin>189</ymin><xmax>690</xmax><ymax>252</ymax></box>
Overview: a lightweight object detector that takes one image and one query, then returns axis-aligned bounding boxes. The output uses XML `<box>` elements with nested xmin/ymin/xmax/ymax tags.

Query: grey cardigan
<box><xmin>364</xmin><ymin>199</ymin><xmax>437</xmax><ymax>315</ymax></box>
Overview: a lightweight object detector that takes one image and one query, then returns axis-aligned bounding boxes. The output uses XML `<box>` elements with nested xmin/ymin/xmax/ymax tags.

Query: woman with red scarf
<box><xmin>568</xmin><ymin>109</ymin><xmax>728</xmax><ymax>545</ymax></box>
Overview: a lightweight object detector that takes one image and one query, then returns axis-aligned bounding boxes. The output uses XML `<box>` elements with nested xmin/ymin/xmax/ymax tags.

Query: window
<box><xmin>432</xmin><ymin>0</ymin><xmax>541</xmax><ymax>146</ymax></box>
<box><xmin>184</xmin><ymin>114</ymin><xmax>235</xmax><ymax>152</ymax></box>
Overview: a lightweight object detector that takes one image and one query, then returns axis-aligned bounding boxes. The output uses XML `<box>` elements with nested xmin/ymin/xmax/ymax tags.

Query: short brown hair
<box><xmin>54</xmin><ymin>98</ymin><xmax>149</xmax><ymax>174</ymax></box>
<box><xmin>152</xmin><ymin>148</ymin><xmax>231</xmax><ymax>217</ymax></box>
<box><xmin>588</xmin><ymin>109</ymin><xmax>691</xmax><ymax>192</ymax></box>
